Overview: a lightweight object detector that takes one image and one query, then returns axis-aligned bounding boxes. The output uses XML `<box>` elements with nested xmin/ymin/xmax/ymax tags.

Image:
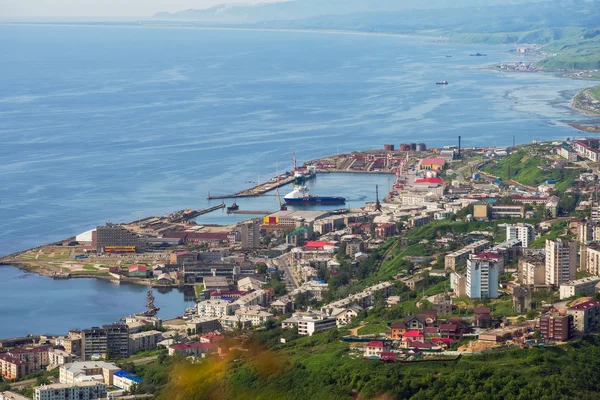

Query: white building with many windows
<box><xmin>466</xmin><ymin>253</ymin><xmax>502</xmax><ymax>299</ymax></box>
<box><xmin>34</xmin><ymin>382</ymin><xmax>106</xmax><ymax>400</ymax></box>
<box><xmin>506</xmin><ymin>223</ymin><xmax>535</xmax><ymax>248</ymax></box>
<box><xmin>297</xmin><ymin>316</ymin><xmax>337</xmax><ymax>336</ymax></box>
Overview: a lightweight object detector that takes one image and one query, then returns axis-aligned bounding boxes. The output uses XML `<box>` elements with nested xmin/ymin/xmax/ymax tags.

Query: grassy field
<box><xmin>480</xmin><ymin>150</ymin><xmax>581</xmax><ymax>192</ymax></box>
<box><xmin>357</xmin><ymin>323</ymin><xmax>388</xmax><ymax>336</ymax></box>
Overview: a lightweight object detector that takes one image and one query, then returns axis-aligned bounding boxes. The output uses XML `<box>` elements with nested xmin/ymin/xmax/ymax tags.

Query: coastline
<box><xmin>0</xmin><ymin>261</ymin><xmax>153</xmax><ymax>286</ymax></box>
<box><xmin>572</xmin><ymin>86</ymin><xmax>600</xmax><ymax>116</ymax></box>
<box><xmin>0</xmin><ymin>21</ymin><xmax>439</xmax><ymax>41</ymax></box>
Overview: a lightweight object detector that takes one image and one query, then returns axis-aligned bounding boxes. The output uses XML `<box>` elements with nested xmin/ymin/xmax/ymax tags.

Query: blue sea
<box><xmin>0</xmin><ymin>24</ymin><xmax>594</xmax><ymax>337</ymax></box>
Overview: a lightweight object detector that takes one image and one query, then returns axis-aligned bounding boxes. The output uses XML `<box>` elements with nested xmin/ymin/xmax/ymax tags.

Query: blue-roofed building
<box><xmin>113</xmin><ymin>370</ymin><xmax>142</xmax><ymax>392</ymax></box>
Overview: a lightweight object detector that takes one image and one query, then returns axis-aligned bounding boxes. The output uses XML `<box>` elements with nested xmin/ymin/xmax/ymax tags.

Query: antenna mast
<box><xmin>375</xmin><ymin>185</ymin><xmax>382</xmax><ymax>212</ymax></box>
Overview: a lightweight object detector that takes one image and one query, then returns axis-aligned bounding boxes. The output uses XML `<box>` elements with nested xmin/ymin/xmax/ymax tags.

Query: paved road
<box><xmin>272</xmin><ymin>254</ymin><xmax>299</xmax><ymax>291</ymax></box>
<box><xmin>11</xmin><ymin>377</ymin><xmax>56</xmax><ymax>390</ymax></box>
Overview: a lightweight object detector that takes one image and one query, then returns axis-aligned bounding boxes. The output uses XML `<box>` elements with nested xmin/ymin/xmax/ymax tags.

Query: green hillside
<box><xmin>537</xmin><ymin>29</ymin><xmax>600</xmax><ymax>70</ymax></box>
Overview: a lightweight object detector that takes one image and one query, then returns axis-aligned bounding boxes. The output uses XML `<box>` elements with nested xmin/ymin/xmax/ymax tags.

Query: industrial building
<box><xmin>94</xmin><ymin>224</ymin><xmax>147</xmax><ymax>253</ymax></box>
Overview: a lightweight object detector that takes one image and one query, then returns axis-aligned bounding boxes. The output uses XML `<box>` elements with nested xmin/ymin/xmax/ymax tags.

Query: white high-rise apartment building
<box><xmin>466</xmin><ymin>253</ymin><xmax>502</xmax><ymax>299</ymax></box>
<box><xmin>506</xmin><ymin>223</ymin><xmax>535</xmax><ymax>248</ymax></box>
<box><xmin>545</xmin><ymin>239</ymin><xmax>577</xmax><ymax>286</ymax></box>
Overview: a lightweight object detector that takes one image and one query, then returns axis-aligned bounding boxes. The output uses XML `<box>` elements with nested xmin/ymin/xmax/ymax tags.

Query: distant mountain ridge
<box><xmin>153</xmin><ymin>0</ymin><xmax>550</xmax><ymax>23</ymax></box>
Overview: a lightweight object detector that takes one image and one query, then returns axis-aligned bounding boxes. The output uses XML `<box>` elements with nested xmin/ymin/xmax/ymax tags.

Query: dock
<box><xmin>227</xmin><ymin>210</ymin><xmax>273</xmax><ymax>215</ymax></box>
<box><xmin>170</xmin><ymin>203</ymin><xmax>226</xmax><ymax>222</ymax></box>
<box><xmin>207</xmin><ymin>175</ymin><xmax>296</xmax><ymax>200</ymax></box>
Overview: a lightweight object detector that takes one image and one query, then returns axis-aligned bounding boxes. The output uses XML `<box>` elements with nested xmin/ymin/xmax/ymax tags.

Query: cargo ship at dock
<box><xmin>284</xmin><ymin>185</ymin><xmax>345</xmax><ymax>205</ymax></box>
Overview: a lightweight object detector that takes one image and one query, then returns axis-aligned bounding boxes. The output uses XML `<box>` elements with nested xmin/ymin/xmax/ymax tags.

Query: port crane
<box><xmin>276</xmin><ymin>188</ymin><xmax>287</xmax><ymax>211</ymax></box>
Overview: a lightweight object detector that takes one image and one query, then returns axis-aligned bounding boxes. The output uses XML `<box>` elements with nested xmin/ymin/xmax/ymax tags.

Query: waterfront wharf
<box><xmin>228</xmin><ymin>210</ymin><xmax>274</xmax><ymax>215</ymax></box>
<box><xmin>170</xmin><ymin>203</ymin><xmax>226</xmax><ymax>222</ymax></box>
<box><xmin>207</xmin><ymin>175</ymin><xmax>295</xmax><ymax>200</ymax></box>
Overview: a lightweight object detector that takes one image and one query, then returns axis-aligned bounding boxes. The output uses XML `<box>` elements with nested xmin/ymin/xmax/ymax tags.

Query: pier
<box><xmin>170</xmin><ymin>203</ymin><xmax>226</xmax><ymax>222</ymax></box>
<box><xmin>207</xmin><ymin>175</ymin><xmax>295</xmax><ymax>200</ymax></box>
<box><xmin>227</xmin><ymin>210</ymin><xmax>273</xmax><ymax>215</ymax></box>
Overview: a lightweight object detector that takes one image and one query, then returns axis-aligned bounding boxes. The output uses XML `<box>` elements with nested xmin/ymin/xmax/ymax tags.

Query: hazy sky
<box><xmin>1</xmin><ymin>0</ymin><xmax>282</xmax><ymax>17</ymax></box>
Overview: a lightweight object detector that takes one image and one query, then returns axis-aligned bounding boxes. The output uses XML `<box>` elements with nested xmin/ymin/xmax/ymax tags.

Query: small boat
<box><xmin>436</xmin><ymin>81</ymin><xmax>449</xmax><ymax>85</ymax></box>
<box><xmin>226</xmin><ymin>202</ymin><xmax>239</xmax><ymax>212</ymax></box>
<box><xmin>470</xmin><ymin>52</ymin><xmax>487</xmax><ymax>57</ymax></box>
<box><xmin>446</xmin><ymin>55</ymin><xmax>452</xmax><ymax>58</ymax></box>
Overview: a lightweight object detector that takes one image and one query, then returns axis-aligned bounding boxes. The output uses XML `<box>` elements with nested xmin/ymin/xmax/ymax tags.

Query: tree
<box><xmin>264</xmin><ymin>319</ymin><xmax>276</xmax><ymax>330</ymax></box>
<box><xmin>256</xmin><ymin>263</ymin><xmax>268</xmax><ymax>274</ymax></box>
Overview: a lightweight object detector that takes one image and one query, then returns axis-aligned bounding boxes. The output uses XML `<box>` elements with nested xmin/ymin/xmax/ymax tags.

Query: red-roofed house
<box><xmin>128</xmin><ymin>264</ymin><xmax>150</xmax><ymax>278</ymax></box>
<box><xmin>304</xmin><ymin>241</ymin><xmax>336</xmax><ymax>250</ymax></box>
<box><xmin>420</xmin><ymin>158</ymin><xmax>447</xmax><ymax>171</ymax></box>
<box><xmin>168</xmin><ymin>342</ymin><xmax>216</xmax><ymax>357</ymax></box>
<box><xmin>414</xmin><ymin>177</ymin><xmax>444</xmax><ymax>185</ymax></box>
<box><xmin>432</xmin><ymin>337</ymin><xmax>453</xmax><ymax>349</ymax></box>
<box><xmin>364</xmin><ymin>341</ymin><xmax>390</xmax><ymax>357</ymax></box>
<box><xmin>403</xmin><ymin>330</ymin><xmax>424</xmax><ymax>343</ymax></box>
<box><xmin>200</xmin><ymin>333</ymin><xmax>225</xmax><ymax>344</ymax></box>
<box><xmin>379</xmin><ymin>352</ymin><xmax>397</xmax><ymax>363</ymax></box>
<box><xmin>440</xmin><ymin>318</ymin><xmax>472</xmax><ymax>340</ymax></box>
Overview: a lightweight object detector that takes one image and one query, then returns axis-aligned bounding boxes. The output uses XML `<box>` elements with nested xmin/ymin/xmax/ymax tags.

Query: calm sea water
<box><xmin>0</xmin><ymin>24</ymin><xmax>594</xmax><ymax>337</ymax></box>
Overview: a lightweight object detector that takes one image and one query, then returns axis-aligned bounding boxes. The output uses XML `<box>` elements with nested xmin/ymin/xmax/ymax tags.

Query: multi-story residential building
<box><xmin>376</xmin><ymin>223</ymin><xmax>398</xmax><ymax>238</ymax></box>
<box><xmin>506</xmin><ymin>223</ymin><xmax>535</xmax><ymax>248</ymax></box>
<box><xmin>557</xmin><ymin>144</ymin><xmax>578</xmax><ymax>162</ymax></box>
<box><xmin>240</xmin><ymin>220</ymin><xmax>261</xmax><ymax>249</ymax></box>
<box><xmin>81</xmin><ymin>324</ymin><xmax>129</xmax><ymax>361</ymax></box>
<box><xmin>59</xmin><ymin>361</ymin><xmax>120</xmax><ymax>386</ymax></box>
<box><xmin>128</xmin><ymin>330</ymin><xmax>163</xmax><ymax>354</ymax></box>
<box><xmin>297</xmin><ymin>316</ymin><xmax>337</xmax><ymax>336</ymax></box>
<box><xmin>518</xmin><ymin>256</ymin><xmax>546</xmax><ymax>286</ymax></box>
<box><xmin>95</xmin><ymin>223</ymin><xmax>146</xmax><ymax>253</ymax></box>
<box><xmin>6</xmin><ymin>347</ymin><xmax>50</xmax><ymax>372</ymax></box>
<box><xmin>450</xmin><ymin>271</ymin><xmax>467</xmax><ymax>297</ymax></box>
<box><xmin>545</xmin><ymin>239</ymin><xmax>577</xmax><ymax>286</ymax></box>
<box><xmin>491</xmin><ymin>204</ymin><xmax>525</xmax><ymax>219</ymax></box>
<box><xmin>48</xmin><ymin>349</ymin><xmax>74</xmax><ymax>367</ymax></box>
<box><xmin>320</xmin><ymin>282</ymin><xmax>393</xmax><ymax>312</ymax></box>
<box><xmin>61</xmin><ymin>335</ymin><xmax>81</xmax><ymax>357</ymax></box>
<box><xmin>573</xmin><ymin>139</ymin><xmax>600</xmax><ymax>162</ymax></box>
<box><xmin>444</xmin><ymin>240</ymin><xmax>490</xmax><ymax>270</ymax></box>
<box><xmin>34</xmin><ymin>382</ymin><xmax>107</xmax><ymax>400</ymax></box>
<box><xmin>539</xmin><ymin>314</ymin><xmax>573</xmax><ymax>341</ymax></box>
<box><xmin>580</xmin><ymin>244</ymin><xmax>600</xmax><ymax>275</ymax></box>
<box><xmin>231</xmin><ymin>289</ymin><xmax>270</xmax><ymax>309</ymax></box>
<box><xmin>197</xmin><ymin>300</ymin><xmax>235</xmax><ymax>318</ymax></box>
<box><xmin>345</xmin><ymin>238</ymin><xmax>365</xmax><ymax>256</ymax></box>
<box><xmin>0</xmin><ymin>354</ymin><xmax>26</xmax><ymax>380</ymax></box>
<box><xmin>559</xmin><ymin>277</ymin><xmax>600</xmax><ymax>300</ymax></box>
<box><xmin>466</xmin><ymin>253</ymin><xmax>502</xmax><ymax>299</ymax></box>
<box><xmin>234</xmin><ymin>308</ymin><xmax>273</xmax><ymax>326</ymax></box>
<box><xmin>592</xmin><ymin>200</ymin><xmax>600</xmax><ymax>222</ymax></box>
<box><xmin>567</xmin><ymin>299</ymin><xmax>600</xmax><ymax>333</ymax></box>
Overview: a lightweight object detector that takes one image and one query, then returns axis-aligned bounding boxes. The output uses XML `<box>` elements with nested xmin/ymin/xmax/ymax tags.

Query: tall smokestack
<box><xmin>458</xmin><ymin>136</ymin><xmax>462</xmax><ymax>159</ymax></box>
